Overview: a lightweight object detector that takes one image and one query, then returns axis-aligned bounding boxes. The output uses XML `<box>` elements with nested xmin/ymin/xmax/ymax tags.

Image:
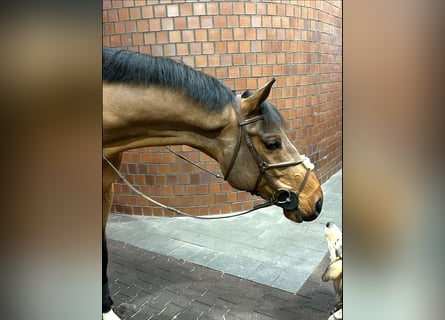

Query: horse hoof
<box><xmin>103</xmin><ymin>309</ymin><xmax>121</xmax><ymax>320</ymax></box>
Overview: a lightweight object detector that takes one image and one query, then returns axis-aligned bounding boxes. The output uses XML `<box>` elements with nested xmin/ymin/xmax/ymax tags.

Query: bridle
<box><xmin>223</xmin><ymin>111</ymin><xmax>313</xmax><ymax>212</ymax></box>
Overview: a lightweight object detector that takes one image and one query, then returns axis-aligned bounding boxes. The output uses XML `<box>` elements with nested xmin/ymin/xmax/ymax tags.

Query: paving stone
<box><xmin>107</xmin><ymin>239</ymin><xmax>336</xmax><ymax>319</ymax></box>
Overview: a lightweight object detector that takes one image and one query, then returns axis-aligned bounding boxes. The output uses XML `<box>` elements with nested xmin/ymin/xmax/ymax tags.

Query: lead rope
<box><xmin>103</xmin><ymin>155</ymin><xmax>277</xmax><ymax>219</ymax></box>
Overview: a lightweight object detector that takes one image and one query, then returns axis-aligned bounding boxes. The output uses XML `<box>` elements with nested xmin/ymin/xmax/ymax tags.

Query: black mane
<box><xmin>103</xmin><ymin>47</ymin><xmax>236</xmax><ymax>112</ymax></box>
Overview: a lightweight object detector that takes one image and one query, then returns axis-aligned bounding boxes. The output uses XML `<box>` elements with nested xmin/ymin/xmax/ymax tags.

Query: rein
<box><xmin>103</xmin><ymin>155</ymin><xmax>278</xmax><ymax>219</ymax></box>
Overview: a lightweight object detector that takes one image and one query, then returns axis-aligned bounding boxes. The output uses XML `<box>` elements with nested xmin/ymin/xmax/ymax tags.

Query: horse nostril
<box><xmin>315</xmin><ymin>197</ymin><xmax>323</xmax><ymax>214</ymax></box>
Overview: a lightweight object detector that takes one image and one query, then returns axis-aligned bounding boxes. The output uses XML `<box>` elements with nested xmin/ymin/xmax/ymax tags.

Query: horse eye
<box><xmin>261</xmin><ymin>134</ymin><xmax>282</xmax><ymax>150</ymax></box>
<box><xmin>264</xmin><ymin>140</ymin><xmax>282</xmax><ymax>150</ymax></box>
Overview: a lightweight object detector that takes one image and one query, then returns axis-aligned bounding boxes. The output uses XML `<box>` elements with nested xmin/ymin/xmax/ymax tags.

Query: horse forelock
<box><xmin>102</xmin><ymin>47</ymin><xmax>236</xmax><ymax>112</ymax></box>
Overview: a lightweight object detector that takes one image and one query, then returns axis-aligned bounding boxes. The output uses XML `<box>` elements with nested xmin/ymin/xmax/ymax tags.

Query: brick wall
<box><xmin>103</xmin><ymin>0</ymin><xmax>342</xmax><ymax>216</ymax></box>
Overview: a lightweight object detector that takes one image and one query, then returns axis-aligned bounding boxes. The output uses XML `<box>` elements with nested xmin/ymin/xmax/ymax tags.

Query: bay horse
<box><xmin>102</xmin><ymin>47</ymin><xmax>323</xmax><ymax>319</ymax></box>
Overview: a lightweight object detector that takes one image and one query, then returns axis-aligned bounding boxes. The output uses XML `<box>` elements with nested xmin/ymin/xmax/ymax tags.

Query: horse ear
<box><xmin>241</xmin><ymin>78</ymin><xmax>276</xmax><ymax>117</ymax></box>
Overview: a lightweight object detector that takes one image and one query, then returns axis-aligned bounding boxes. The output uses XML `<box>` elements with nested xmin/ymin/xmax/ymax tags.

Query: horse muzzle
<box><xmin>281</xmin><ymin>190</ymin><xmax>323</xmax><ymax>223</ymax></box>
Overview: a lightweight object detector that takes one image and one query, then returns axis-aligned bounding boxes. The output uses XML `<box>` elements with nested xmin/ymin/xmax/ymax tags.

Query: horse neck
<box><xmin>103</xmin><ymin>83</ymin><xmax>238</xmax><ymax>165</ymax></box>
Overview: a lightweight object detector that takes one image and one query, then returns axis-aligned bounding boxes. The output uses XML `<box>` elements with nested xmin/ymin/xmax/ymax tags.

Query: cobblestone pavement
<box><xmin>108</xmin><ymin>239</ymin><xmax>336</xmax><ymax>320</ymax></box>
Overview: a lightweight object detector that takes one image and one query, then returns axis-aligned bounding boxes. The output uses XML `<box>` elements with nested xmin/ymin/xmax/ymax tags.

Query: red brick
<box><xmin>227</xmin><ymin>16</ymin><xmax>239</xmax><ymax>27</ymax></box>
<box><xmin>239</xmin><ymin>66</ymin><xmax>251</xmax><ymax>77</ymax></box>
<box><xmin>102</xmin><ymin>36</ymin><xmax>111</xmax><ymax>47</ymax></box>
<box><xmin>200</xmin><ymin>16</ymin><xmax>213</xmax><ymax>28</ymax></box>
<box><xmin>166</xmin><ymin>4</ymin><xmax>179</xmax><ymax>17</ymax></box>
<box><xmin>125</xmin><ymin>20</ymin><xmax>137</xmax><ymax>33</ymax></box>
<box><xmin>239</xmin><ymin>16</ymin><xmax>250</xmax><ymax>27</ymax></box>
<box><xmin>157</xmin><ymin>31</ymin><xmax>168</xmax><ymax>43</ymax></box>
<box><xmin>175</xmin><ymin>43</ymin><xmax>188</xmax><ymax>55</ymax></box>
<box><xmin>251</xmin><ymin>15</ymin><xmax>261</xmax><ymax>27</ymax></box>
<box><xmin>179</xmin><ymin>3</ymin><xmax>192</xmax><ymax>16</ymax></box>
<box><xmin>239</xmin><ymin>41</ymin><xmax>250</xmax><ymax>53</ymax></box>
<box><xmin>163</xmin><ymin>44</ymin><xmax>176</xmax><ymax>56</ymax></box>
<box><xmin>246</xmin><ymin>51</ymin><xmax>256</xmax><ymax>66</ymax></box>
<box><xmin>228</xmin><ymin>66</ymin><xmax>239</xmax><ymax>78</ymax></box>
<box><xmin>215</xmin><ymin>42</ymin><xmax>226</xmax><ymax>53</ymax></box>
<box><xmin>245</xmin><ymin>2</ymin><xmax>256</xmax><ymax>14</ymax></box>
<box><xmin>208</xmin><ymin>55</ymin><xmax>220</xmax><ymax>67</ymax></box>
<box><xmin>206</xmin><ymin>2</ymin><xmax>218</xmax><ymax>15</ymax></box>
<box><xmin>141</xmin><ymin>6</ymin><xmax>153</xmax><ymax>18</ymax></box>
<box><xmin>103</xmin><ymin>10</ymin><xmax>108</xmax><ymax>23</ymax></box>
<box><xmin>132</xmin><ymin>33</ymin><xmax>143</xmax><ymax>45</ymax></box>
<box><xmin>149</xmin><ymin>19</ymin><xmax>161</xmax><ymax>31</ymax></box>
<box><xmin>169</xmin><ymin>30</ymin><xmax>181</xmax><ymax>43</ymax></box>
<box><xmin>174</xmin><ymin>17</ymin><xmax>186</xmax><ymax>29</ymax></box>
<box><xmin>221</xmin><ymin>29</ymin><xmax>233</xmax><ymax>41</ymax></box>
<box><xmin>182</xmin><ymin>30</ymin><xmax>194</xmax><ymax>42</ymax></box>
<box><xmin>220</xmin><ymin>54</ymin><xmax>232</xmax><ymax>66</ymax></box>
<box><xmin>151</xmin><ymin>44</ymin><xmax>163</xmax><ymax>56</ymax></box>
<box><xmin>220</xmin><ymin>2</ymin><xmax>232</xmax><ymax>14</ymax></box>
<box><xmin>195</xmin><ymin>55</ymin><xmax>207</xmax><ymax>67</ymax></box>
<box><xmin>107</xmin><ymin>9</ymin><xmax>118</xmax><ymax>22</ymax></box>
<box><xmin>103</xmin><ymin>23</ymin><xmax>114</xmax><ymax>36</ymax></box>
<box><xmin>129</xmin><ymin>7</ymin><xmax>141</xmax><ymax>19</ymax></box>
<box><xmin>235</xmin><ymin>78</ymin><xmax>247</xmax><ymax>90</ymax></box>
<box><xmin>208</xmin><ymin>29</ymin><xmax>220</xmax><ymax>41</ymax></box>
<box><xmin>267</xmin><ymin>3</ymin><xmax>277</xmax><ymax>15</ymax></box>
<box><xmin>118</xmin><ymin>8</ymin><xmax>129</xmax><ymax>20</ymax></box>
<box><xmin>202</xmin><ymin>42</ymin><xmax>214</xmax><ymax>54</ymax></box>
<box><xmin>251</xmin><ymin>41</ymin><xmax>261</xmax><ymax>52</ymax></box>
<box><xmin>143</xmin><ymin>32</ymin><xmax>155</xmax><ymax>44</ymax></box>
<box><xmin>193</xmin><ymin>2</ymin><xmax>206</xmax><ymax>15</ymax></box>
<box><xmin>252</xmin><ymin>65</ymin><xmax>262</xmax><ymax>76</ymax></box>
<box><xmin>216</xmin><ymin>67</ymin><xmax>228</xmax><ymax>78</ymax></box>
<box><xmin>227</xmin><ymin>41</ymin><xmax>238</xmax><ymax>53</ymax></box>
<box><xmin>103</xmin><ymin>1</ymin><xmax>112</xmax><ymax>10</ymax></box>
<box><xmin>233</xmin><ymin>2</ymin><xmax>244</xmax><ymax>14</ymax></box>
<box><xmin>232</xmin><ymin>54</ymin><xmax>245</xmax><ymax>65</ymax></box>
<box><xmin>213</xmin><ymin>16</ymin><xmax>226</xmax><ymax>27</ymax></box>
<box><xmin>154</xmin><ymin>5</ymin><xmax>166</xmax><ymax>17</ymax></box>
<box><xmin>161</xmin><ymin>18</ymin><xmax>174</xmax><ymax>30</ymax></box>
<box><xmin>195</xmin><ymin>29</ymin><xmax>207</xmax><ymax>41</ymax></box>
<box><xmin>245</xmin><ymin>28</ymin><xmax>256</xmax><ymax>40</ymax></box>
<box><xmin>187</xmin><ymin>16</ymin><xmax>200</xmax><ymax>29</ymax></box>
<box><xmin>229</xmin><ymin>28</ymin><xmax>242</xmax><ymax>41</ymax></box>
<box><xmin>112</xmin><ymin>0</ymin><xmax>123</xmax><ymax>9</ymax></box>
<box><xmin>189</xmin><ymin>43</ymin><xmax>201</xmax><ymax>54</ymax></box>
<box><xmin>261</xmin><ymin>16</ymin><xmax>271</xmax><ymax>27</ymax></box>
<box><xmin>136</xmin><ymin>19</ymin><xmax>148</xmax><ymax>32</ymax></box>
<box><xmin>114</xmin><ymin>22</ymin><xmax>125</xmax><ymax>34</ymax></box>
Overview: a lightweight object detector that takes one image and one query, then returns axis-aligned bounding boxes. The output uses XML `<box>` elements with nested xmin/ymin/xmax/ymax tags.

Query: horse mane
<box><xmin>241</xmin><ymin>90</ymin><xmax>286</xmax><ymax>128</ymax></box>
<box><xmin>103</xmin><ymin>47</ymin><xmax>236</xmax><ymax>112</ymax></box>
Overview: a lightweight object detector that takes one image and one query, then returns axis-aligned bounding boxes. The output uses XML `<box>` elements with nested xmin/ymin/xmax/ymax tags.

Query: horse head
<box><xmin>223</xmin><ymin>79</ymin><xmax>323</xmax><ymax>223</ymax></box>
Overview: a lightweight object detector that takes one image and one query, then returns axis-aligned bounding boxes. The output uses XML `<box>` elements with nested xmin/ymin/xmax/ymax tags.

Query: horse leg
<box><xmin>103</xmin><ymin>153</ymin><xmax>123</xmax><ymax>319</ymax></box>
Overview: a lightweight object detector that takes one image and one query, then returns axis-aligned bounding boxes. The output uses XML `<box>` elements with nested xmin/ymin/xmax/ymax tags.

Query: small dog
<box><xmin>322</xmin><ymin>222</ymin><xmax>343</xmax><ymax>320</ymax></box>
